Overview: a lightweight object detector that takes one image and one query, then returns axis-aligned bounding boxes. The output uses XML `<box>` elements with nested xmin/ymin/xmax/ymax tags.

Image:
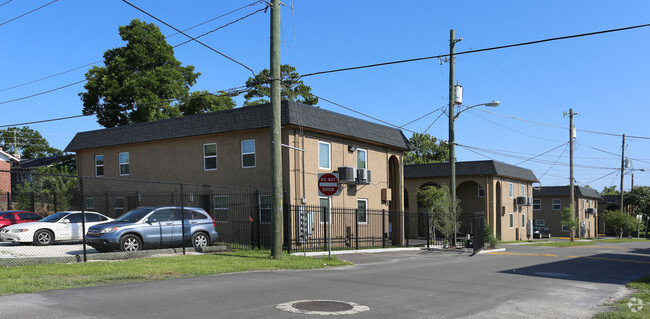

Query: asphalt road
<box><xmin>0</xmin><ymin>240</ymin><xmax>648</xmax><ymax>319</ymax></box>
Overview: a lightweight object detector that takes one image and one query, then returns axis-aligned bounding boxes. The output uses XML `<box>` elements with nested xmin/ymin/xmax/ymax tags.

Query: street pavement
<box><xmin>0</xmin><ymin>240</ymin><xmax>648</xmax><ymax>318</ymax></box>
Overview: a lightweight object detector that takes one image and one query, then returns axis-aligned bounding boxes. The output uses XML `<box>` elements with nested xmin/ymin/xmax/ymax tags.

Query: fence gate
<box><xmin>473</xmin><ymin>212</ymin><xmax>485</xmax><ymax>254</ymax></box>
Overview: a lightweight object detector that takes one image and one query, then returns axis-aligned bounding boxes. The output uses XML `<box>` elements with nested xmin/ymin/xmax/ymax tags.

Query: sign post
<box><xmin>318</xmin><ymin>173</ymin><xmax>339</xmax><ymax>258</ymax></box>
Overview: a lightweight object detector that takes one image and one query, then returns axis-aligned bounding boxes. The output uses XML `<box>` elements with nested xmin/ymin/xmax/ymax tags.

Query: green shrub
<box><xmin>484</xmin><ymin>224</ymin><xmax>498</xmax><ymax>248</ymax></box>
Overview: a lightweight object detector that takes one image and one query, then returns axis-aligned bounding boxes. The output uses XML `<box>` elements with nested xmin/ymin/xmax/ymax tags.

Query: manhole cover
<box><xmin>276</xmin><ymin>300</ymin><xmax>369</xmax><ymax>315</ymax></box>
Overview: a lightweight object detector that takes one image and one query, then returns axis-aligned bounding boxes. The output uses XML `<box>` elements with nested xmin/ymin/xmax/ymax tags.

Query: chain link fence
<box><xmin>0</xmin><ymin>169</ymin><xmax>271</xmax><ymax>266</ymax></box>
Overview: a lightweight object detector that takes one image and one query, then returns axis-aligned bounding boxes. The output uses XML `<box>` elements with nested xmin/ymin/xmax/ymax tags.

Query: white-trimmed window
<box><xmin>509</xmin><ymin>213</ymin><xmax>514</xmax><ymax>228</ymax></box>
<box><xmin>562</xmin><ymin>225</ymin><xmax>569</xmax><ymax>232</ymax></box>
<box><xmin>241</xmin><ymin>140</ymin><xmax>256</xmax><ymax>168</ymax></box>
<box><xmin>85</xmin><ymin>198</ymin><xmax>95</xmax><ymax>210</ymax></box>
<box><xmin>357</xmin><ymin>149</ymin><xmax>367</xmax><ymax>169</ymax></box>
<box><xmin>95</xmin><ymin>155</ymin><xmax>104</xmax><ymax>177</ymax></box>
<box><xmin>214</xmin><ymin>195</ymin><xmax>228</xmax><ymax>222</ymax></box>
<box><xmin>509</xmin><ymin>183</ymin><xmax>514</xmax><ymax>198</ymax></box>
<box><xmin>535</xmin><ymin>219</ymin><xmax>545</xmax><ymax>226</ymax></box>
<box><xmin>533</xmin><ymin>199</ymin><xmax>541</xmax><ymax>210</ymax></box>
<box><xmin>259</xmin><ymin>195</ymin><xmax>271</xmax><ymax>224</ymax></box>
<box><xmin>478</xmin><ymin>185</ymin><xmax>485</xmax><ymax>198</ymax></box>
<box><xmin>318</xmin><ymin>141</ymin><xmax>331</xmax><ymax>170</ymax></box>
<box><xmin>319</xmin><ymin>197</ymin><xmax>330</xmax><ymax>223</ymax></box>
<box><xmin>521</xmin><ymin>214</ymin><xmax>526</xmax><ymax>228</ymax></box>
<box><xmin>357</xmin><ymin>199</ymin><xmax>368</xmax><ymax>224</ymax></box>
<box><xmin>521</xmin><ymin>185</ymin><xmax>525</xmax><ymax>196</ymax></box>
<box><xmin>203</xmin><ymin>143</ymin><xmax>217</xmax><ymax>170</ymax></box>
<box><xmin>552</xmin><ymin>199</ymin><xmax>561</xmax><ymax>210</ymax></box>
<box><xmin>119</xmin><ymin>152</ymin><xmax>129</xmax><ymax>176</ymax></box>
<box><xmin>115</xmin><ymin>197</ymin><xmax>125</xmax><ymax>215</ymax></box>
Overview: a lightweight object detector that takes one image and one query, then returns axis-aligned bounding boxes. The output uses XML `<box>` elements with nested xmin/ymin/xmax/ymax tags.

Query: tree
<box><xmin>178</xmin><ymin>90</ymin><xmax>235</xmax><ymax>116</ymax></box>
<box><xmin>601</xmin><ymin>185</ymin><xmax>619</xmax><ymax>195</ymax></box>
<box><xmin>417</xmin><ymin>185</ymin><xmax>462</xmax><ymax>247</ymax></box>
<box><xmin>14</xmin><ymin>165</ymin><xmax>77</xmax><ymax>213</ymax></box>
<box><xmin>625</xmin><ymin>186</ymin><xmax>650</xmax><ymax>219</ymax></box>
<box><xmin>601</xmin><ymin>210</ymin><xmax>641</xmax><ymax>239</ymax></box>
<box><xmin>80</xmin><ymin>19</ymin><xmax>201</xmax><ymax>128</ymax></box>
<box><xmin>243</xmin><ymin>64</ymin><xmax>318</xmax><ymax>106</ymax></box>
<box><xmin>0</xmin><ymin>127</ymin><xmax>61</xmax><ymax>159</ymax></box>
<box><xmin>561</xmin><ymin>206</ymin><xmax>579</xmax><ymax>241</ymax></box>
<box><xmin>404</xmin><ymin>133</ymin><xmax>449</xmax><ymax>164</ymax></box>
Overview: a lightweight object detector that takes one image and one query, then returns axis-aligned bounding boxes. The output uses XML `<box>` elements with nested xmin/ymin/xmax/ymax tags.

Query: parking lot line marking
<box><xmin>579</xmin><ymin>246</ymin><xmax>627</xmax><ymax>250</ymax></box>
<box><xmin>487</xmin><ymin>252</ymin><xmax>559</xmax><ymax>257</ymax></box>
<box><xmin>564</xmin><ymin>256</ymin><xmax>650</xmax><ymax>264</ymax></box>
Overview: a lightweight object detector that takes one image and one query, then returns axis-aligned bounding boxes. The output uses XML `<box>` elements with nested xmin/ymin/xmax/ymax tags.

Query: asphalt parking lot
<box><xmin>0</xmin><ymin>241</ymin><xmax>94</xmax><ymax>259</ymax></box>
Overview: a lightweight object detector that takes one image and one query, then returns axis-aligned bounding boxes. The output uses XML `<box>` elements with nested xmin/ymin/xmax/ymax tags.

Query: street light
<box><xmin>448</xmin><ymin>100</ymin><xmax>500</xmax><ymax>210</ymax></box>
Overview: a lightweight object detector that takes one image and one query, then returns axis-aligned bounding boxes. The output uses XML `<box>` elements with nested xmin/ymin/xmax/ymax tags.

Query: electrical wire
<box><xmin>0</xmin><ymin>0</ymin><xmax>58</xmax><ymax>28</ymax></box>
<box><xmin>586</xmin><ymin>170</ymin><xmax>619</xmax><ymax>185</ymax></box>
<box><xmin>423</xmin><ymin>110</ymin><xmax>446</xmax><ymax>134</ymax></box>
<box><xmin>0</xmin><ymin>1</ymin><xmax>265</xmax><ymax>93</ymax></box>
<box><xmin>299</xmin><ymin>23</ymin><xmax>650</xmax><ymax>79</ymax></box>
<box><xmin>467</xmin><ymin>109</ymin><xmax>564</xmax><ymax>143</ymax></box>
<box><xmin>0</xmin><ymin>80</ymin><xmax>86</xmax><ymax>105</ymax></box>
<box><xmin>399</xmin><ymin>107</ymin><xmax>444</xmax><ymax>128</ymax></box>
<box><xmin>0</xmin><ymin>0</ymin><xmax>13</xmax><ymax>7</ymax></box>
<box><xmin>121</xmin><ymin>0</ymin><xmax>257</xmax><ymax>76</ymax></box>
<box><xmin>515</xmin><ymin>143</ymin><xmax>567</xmax><ymax>166</ymax></box>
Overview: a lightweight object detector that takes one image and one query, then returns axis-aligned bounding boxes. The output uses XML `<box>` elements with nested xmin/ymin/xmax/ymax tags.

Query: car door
<box><xmin>144</xmin><ymin>209</ymin><xmax>175</xmax><ymax>246</ymax></box>
<box><xmin>65</xmin><ymin>213</ymin><xmax>85</xmax><ymax>240</ymax></box>
<box><xmin>169</xmin><ymin>209</ymin><xmax>191</xmax><ymax>245</ymax></box>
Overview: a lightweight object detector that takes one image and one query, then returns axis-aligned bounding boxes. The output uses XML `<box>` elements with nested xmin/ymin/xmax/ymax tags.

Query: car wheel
<box><xmin>120</xmin><ymin>234</ymin><xmax>142</xmax><ymax>252</ymax></box>
<box><xmin>548</xmin><ymin>233</ymin><xmax>551</xmax><ymax>239</ymax></box>
<box><xmin>34</xmin><ymin>229</ymin><xmax>53</xmax><ymax>246</ymax></box>
<box><xmin>192</xmin><ymin>232</ymin><xmax>209</xmax><ymax>248</ymax></box>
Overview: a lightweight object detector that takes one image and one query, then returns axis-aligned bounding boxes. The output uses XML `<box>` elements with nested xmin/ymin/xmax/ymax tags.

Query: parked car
<box><xmin>86</xmin><ymin>207</ymin><xmax>218</xmax><ymax>252</ymax></box>
<box><xmin>0</xmin><ymin>210</ymin><xmax>43</xmax><ymax>229</ymax></box>
<box><xmin>0</xmin><ymin>211</ymin><xmax>112</xmax><ymax>245</ymax></box>
<box><xmin>533</xmin><ymin>226</ymin><xmax>551</xmax><ymax>239</ymax></box>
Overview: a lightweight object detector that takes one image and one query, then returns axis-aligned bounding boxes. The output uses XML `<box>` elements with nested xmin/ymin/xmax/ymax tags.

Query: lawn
<box><xmin>596</xmin><ymin>275</ymin><xmax>650</xmax><ymax>318</ymax></box>
<box><xmin>0</xmin><ymin>250</ymin><xmax>350</xmax><ymax>295</ymax></box>
<box><xmin>597</xmin><ymin>238</ymin><xmax>650</xmax><ymax>244</ymax></box>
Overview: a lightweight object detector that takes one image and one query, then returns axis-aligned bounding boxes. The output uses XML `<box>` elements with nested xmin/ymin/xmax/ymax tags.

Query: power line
<box><xmin>467</xmin><ymin>109</ymin><xmax>563</xmax><ymax>142</ymax></box>
<box><xmin>0</xmin><ymin>80</ymin><xmax>86</xmax><ymax>105</ymax></box>
<box><xmin>122</xmin><ymin>0</ymin><xmax>257</xmax><ymax>76</ymax></box>
<box><xmin>0</xmin><ymin>1</ymin><xmax>265</xmax><ymax>93</ymax></box>
<box><xmin>300</xmin><ymin>23</ymin><xmax>650</xmax><ymax>79</ymax></box>
<box><xmin>0</xmin><ymin>0</ymin><xmax>13</xmax><ymax>7</ymax></box>
<box><xmin>515</xmin><ymin>143</ymin><xmax>567</xmax><ymax>166</ymax></box>
<box><xmin>399</xmin><ymin>106</ymin><xmax>444</xmax><ymax>128</ymax></box>
<box><xmin>0</xmin><ymin>0</ymin><xmax>58</xmax><ymax>28</ymax></box>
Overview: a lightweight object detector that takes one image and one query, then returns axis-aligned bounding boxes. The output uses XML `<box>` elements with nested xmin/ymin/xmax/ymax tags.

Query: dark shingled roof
<box><xmin>599</xmin><ymin>194</ymin><xmax>620</xmax><ymax>204</ymax></box>
<box><xmin>533</xmin><ymin>186</ymin><xmax>602</xmax><ymax>200</ymax></box>
<box><xmin>404</xmin><ymin>160</ymin><xmax>538</xmax><ymax>183</ymax></box>
<box><xmin>65</xmin><ymin>101</ymin><xmax>411</xmax><ymax>152</ymax></box>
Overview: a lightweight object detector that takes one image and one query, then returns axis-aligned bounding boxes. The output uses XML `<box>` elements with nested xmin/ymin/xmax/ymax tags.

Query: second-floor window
<box><xmin>319</xmin><ymin>141</ymin><xmax>331</xmax><ymax>170</ymax></box>
<box><xmin>509</xmin><ymin>183</ymin><xmax>514</xmax><ymax>198</ymax></box>
<box><xmin>203</xmin><ymin>143</ymin><xmax>217</xmax><ymax>170</ymax></box>
<box><xmin>357</xmin><ymin>149</ymin><xmax>367</xmax><ymax>169</ymax></box>
<box><xmin>533</xmin><ymin>199</ymin><xmax>541</xmax><ymax>210</ymax></box>
<box><xmin>521</xmin><ymin>185</ymin><xmax>525</xmax><ymax>196</ymax></box>
<box><xmin>241</xmin><ymin>139</ymin><xmax>256</xmax><ymax>168</ymax></box>
<box><xmin>119</xmin><ymin>152</ymin><xmax>129</xmax><ymax>176</ymax></box>
<box><xmin>95</xmin><ymin>155</ymin><xmax>104</xmax><ymax>177</ymax></box>
<box><xmin>552</xmin><ymin>199</ymin><xmax>561</xmax><ymax>210</ymax></box>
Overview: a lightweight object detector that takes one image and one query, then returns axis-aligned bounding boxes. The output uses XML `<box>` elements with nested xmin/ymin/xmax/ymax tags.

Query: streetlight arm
<box><xmin>453</xmin><ymin>101</ymin><xmax>500</xmax><ymax>120</ymax></box>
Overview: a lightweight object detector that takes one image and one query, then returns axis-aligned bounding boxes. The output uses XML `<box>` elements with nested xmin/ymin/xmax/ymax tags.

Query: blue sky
<box><xmin>1</xmin><ymin>0</ymin><xmax>649</xmax><ymax>192</ymax></box>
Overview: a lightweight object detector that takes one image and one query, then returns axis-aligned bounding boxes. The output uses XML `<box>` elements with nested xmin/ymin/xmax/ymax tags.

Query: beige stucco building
<box><xmin>532</xmin><ymin>186</ymin><xmax>601</xmax><ymax>238</ymax></box>
<box><xmin>404</xmin><ymin>160</ymin><xmax>538</xmax><ymax>242</ymax></box>
<box><xmin>65</xmin><ymin>101</ymin><xmax>411</xmax><ymax>244</ymax></box>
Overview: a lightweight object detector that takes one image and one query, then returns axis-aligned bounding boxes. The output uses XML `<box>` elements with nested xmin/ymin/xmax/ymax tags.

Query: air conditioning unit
<box><xmin>586</xmin><ymin>208</ymin><xmax>597</xmax><ymax>215</ymax></box>
<box><xmin>356</xmin><ymin>168</ymin><xmax>371</xmax><ymax>184</ymax></box>
<box><xmin>337</xmin><ymin>166</ymin><xmax>356</xmax><ymax>184</ymax></box>
<box><xmin>516</xmin><ymin>196</ymin><xmax>531</xmax><ymax>206</ymax></box>
<box><xmin>525</xmin><ymin>197</ymin><xmax>532</xmax><ymax>206</ymax></box>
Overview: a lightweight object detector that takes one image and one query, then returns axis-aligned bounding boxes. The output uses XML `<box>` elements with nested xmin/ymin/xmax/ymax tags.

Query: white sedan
<box><xmin>0</xmin><ymin>211</ymin><xmax>112</xmax><ymax>245</ymax></box>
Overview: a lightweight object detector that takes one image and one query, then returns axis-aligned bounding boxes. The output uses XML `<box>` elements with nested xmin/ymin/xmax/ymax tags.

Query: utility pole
<box><xmin>620</xmin><ymin>134</ymin><xmax>626</xmax><ymax>214</ymax></box>
<box><xmin>566</xmin><ymin>109</ymin><xmax>577</xmax><ymax>240</ymax></box>
<box><xmin>270</xmin><ymin>0</ymin><xmax>283</xmax><ymax>259</ymax></box>
<box><xmin>448</xmin><ymin>29</ymin><xmax>461</xmax><ymax>208</ymax></box>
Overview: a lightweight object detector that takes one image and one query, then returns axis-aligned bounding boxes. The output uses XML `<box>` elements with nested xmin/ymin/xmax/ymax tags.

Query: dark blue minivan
<box><xmin>86</xmin><ymin>207</ymin><xmax>218</xmax><ymax>252</ymax></box>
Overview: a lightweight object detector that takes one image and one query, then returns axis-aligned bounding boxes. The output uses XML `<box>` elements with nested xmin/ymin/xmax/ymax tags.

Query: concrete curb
<box><xmin>475</xmin><ymin>248</ymin><xmax>506</xmax><ymax>254</ymax></box>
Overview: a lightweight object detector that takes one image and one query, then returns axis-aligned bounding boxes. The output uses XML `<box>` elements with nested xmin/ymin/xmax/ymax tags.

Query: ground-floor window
<box><xmin>562</xmin><ymin>225</ymin><xmax>569</xmax><ymax>232</ymax></box>
<box><xmin>509</xmin><ymin>213</ymin><xmax>514</xmax><ymax>228</ymax></box>
<box><xmin>535</xmin><ymin>219</ymin><xmax>545</xmax><ymax>226</ymax></box>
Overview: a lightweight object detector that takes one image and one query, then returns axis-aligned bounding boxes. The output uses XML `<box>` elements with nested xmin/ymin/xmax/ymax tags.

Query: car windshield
<box><xmin>40</xmin><ymin>212</ymin><xmax>70</xmax><ymax>223</ymax></box>
<box><xmin>114</xmin><ymin>208</ymin><xmax>154</xmax><ymax>223</ymax></box>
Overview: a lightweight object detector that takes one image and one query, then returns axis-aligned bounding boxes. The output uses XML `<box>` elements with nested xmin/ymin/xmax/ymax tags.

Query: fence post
<box><xmin>355</xmin><ymin>208</ymin><xmax>359</xmax><ymax>250</ymax></box>
<box><xmin>381</xmin><ymin>209</ymin><xmax>385</xmax><ymax>248</ymax></box>
<box><xmin>426</xmin><ymin>212</ymin><xmax>431</xmax><ymax>249</ymax></box>
<box><xmin>6</xmin><ymin>192</ymin><xmax>11</xmax><ymax>210</ymax></box>
<box><xmin>30</xmin><ymin>191</ymin><xmax>35</xmax><ymax>212</ymax></box>
<box><xmin>180</xmin><ymin>183</ymin><xmax>186</xmax><ymax>255</ymax></box>
<box><xmin>322</xmin><ymin>206</ymin><xmax>327</xmax><ymax>252</ymax></box>
<box><xmin>405</xmin><ymin>211</ymin><xmax>410</xmax><ymax>247</ymax></box>
<box><xmin>53</xmin><ymin>192</ymin><xmax>58</xmax><ymax>213</ymax></box>
<box><xmin>255</xmin><ymin>189</ymin><xmax>261</xmax><ymax>250</ymax></box>
<box><xmin>283</xmin><ymin>191</ymin><xmax>291</xmax><ymax>254</ymax></box>
<box><xmin>80</xmin><ymin>177</ymin><xmax>87</xmax><ymax>262</ymax></box>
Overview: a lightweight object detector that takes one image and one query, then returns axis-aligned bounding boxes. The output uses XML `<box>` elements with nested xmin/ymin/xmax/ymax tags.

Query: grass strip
<box><xmin>595</xmin><ymin>275</ymin><xmax>650</xmax><ymax>318</ymax></box>
<box><xmin>0</xmin><ymin>249</ymin><xmax>349</xmax><ymax>295</ymax></box>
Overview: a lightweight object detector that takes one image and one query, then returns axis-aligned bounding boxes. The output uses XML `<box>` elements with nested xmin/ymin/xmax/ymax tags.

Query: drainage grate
<box><xmin>276</xmin><ymin>300</ymin><xmax>369</xmax><ymax>315</ymax></box>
